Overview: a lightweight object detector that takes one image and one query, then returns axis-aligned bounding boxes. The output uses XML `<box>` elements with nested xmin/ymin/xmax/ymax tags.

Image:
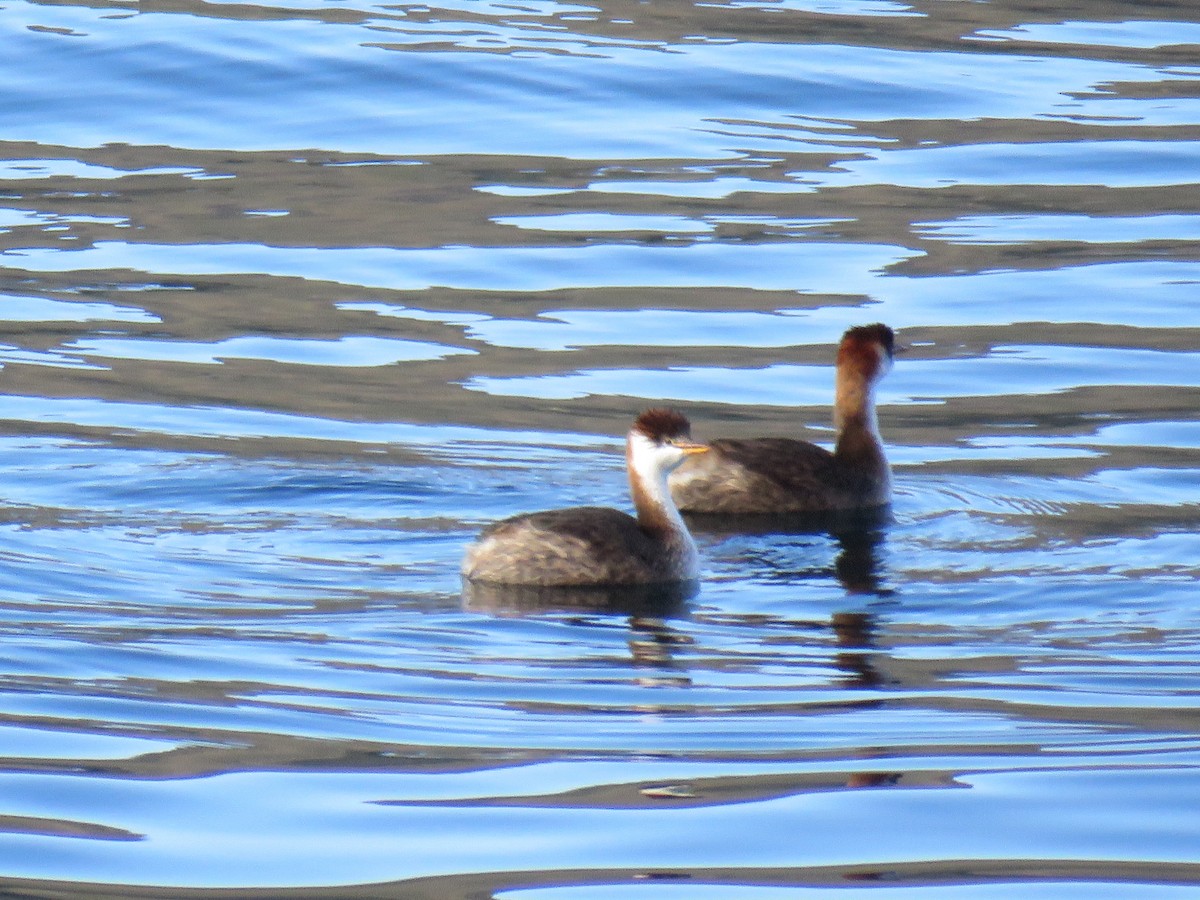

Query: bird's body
<box><xmin>670</xmin><ymin>324</ymin><xmax>894</xmax><ymax>515</ymax></box>
<box><xmin>463</xmin><ymin>506</ymin><xmax>696</xmax><ymax>586</ymax></box>
<box><xmin>462</xmin><ymin>409</ymin><xmax>708</xmax><ymax>587</ymax></box>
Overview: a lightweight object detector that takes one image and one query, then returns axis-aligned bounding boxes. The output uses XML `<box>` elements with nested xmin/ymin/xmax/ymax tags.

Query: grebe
<box><xmin>462</xmin><ymin>409</ymin><xmax>709</xmax><ymax>586</ymax></box>
<box><xmin>669</xmin><ymin>323</ymin><xmax>894</xmax><ymax>515</ymax></box>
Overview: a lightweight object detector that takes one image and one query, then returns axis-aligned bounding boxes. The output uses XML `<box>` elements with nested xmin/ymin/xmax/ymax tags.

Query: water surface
<box><xmin>1</xmin><ymin>0</ymin><xmax>1199</xmax><ymax>896</ymax></box>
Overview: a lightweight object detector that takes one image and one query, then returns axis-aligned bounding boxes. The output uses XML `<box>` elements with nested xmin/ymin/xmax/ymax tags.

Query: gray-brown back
<box><xmin>463</xmin><ymin>506</ymin><xmax>691</xmax><ymax>586</ymax></box>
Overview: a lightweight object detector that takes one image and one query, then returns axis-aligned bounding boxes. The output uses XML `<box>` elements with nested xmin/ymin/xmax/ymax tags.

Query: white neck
<box><xmin>627</xmin><ymin>433</ymin><xmax>700</xmax><ymax>576</ymax></box>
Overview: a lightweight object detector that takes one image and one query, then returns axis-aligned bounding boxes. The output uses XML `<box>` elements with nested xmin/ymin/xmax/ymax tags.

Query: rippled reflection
<box><xmin>462</xmin><ymin>578</ymin><xmax>697</xmax><ymax>618</ymax></box>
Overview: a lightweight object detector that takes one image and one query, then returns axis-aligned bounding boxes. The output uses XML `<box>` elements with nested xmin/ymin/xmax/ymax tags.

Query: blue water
<box><xmin>1</xmin><ymin>0</ymin><xmax>1199</xmax><ymax>896</ymax></box>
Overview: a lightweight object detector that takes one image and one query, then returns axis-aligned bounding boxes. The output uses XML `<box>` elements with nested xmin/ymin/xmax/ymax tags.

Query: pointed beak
<box><xmin>677</xmin><ymin>440</ymin><xmax>709</xmax><ymax>455</ymax></box>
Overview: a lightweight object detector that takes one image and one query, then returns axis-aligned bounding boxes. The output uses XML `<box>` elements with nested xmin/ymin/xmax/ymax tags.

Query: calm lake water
<box><xmin>1</xmin><ymin>0</ymin><xmax>1199</xmax><ymax>896</ymax></box>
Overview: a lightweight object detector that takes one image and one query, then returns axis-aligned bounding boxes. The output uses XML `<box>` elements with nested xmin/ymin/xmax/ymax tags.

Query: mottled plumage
<box><xmin>462</xmin><ymin>409</ymin><xmax>707</xmax><ymax>587</ymax></box>
<box><xmin>464</xmin><ymin>507</ymin><xmax>691</xmax><ymax>586</ymax></box>
<box><xmin>670</xmin><ymin>324</ymin><xmax>894</xmax><ymax>515</ymax></box>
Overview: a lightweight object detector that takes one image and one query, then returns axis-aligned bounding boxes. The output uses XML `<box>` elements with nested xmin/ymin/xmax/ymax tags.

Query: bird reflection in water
<box><xmin>688</xmin><ymin>509</ymin><xmax>894</xmax><ymax>688</ymax></box>
<box><xmin>460</xmin><ymin>578</ymin><xmax>697</xmax><ymax>618</ymax></box>
<box><xmin>829</xmin><ymin>524</ymin><xmax>890</xmax><ymax>691</ymax></box>
<box><xmin>831</xmin><ymin>609</ymin><xmax>882</xmax><ymax>690</ymax></box>
<box><xmin>461</xmin><ymin>579</ymin><xmax>697</xmax><ymax>685</ymax></box>
<box><xmin>828</xmin><ymin>533</ymin><xmax>903</xmax><ymax>791</ymax></box>
<box><xmin>686</xmin><ymin>506</ymin><xmax>892</xmax><ymax>599</ymax></box>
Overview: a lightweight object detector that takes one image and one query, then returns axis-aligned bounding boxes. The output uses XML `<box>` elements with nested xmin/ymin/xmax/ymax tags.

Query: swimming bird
<box><xmin>669</xmin><ymin>323</ymin><xmax>895</xmax><ymax>515</ymax></box>
<box><xmin>462</xmin><ymin>408</ymin><xmax>709</xmax><ymax>586</ymax></box>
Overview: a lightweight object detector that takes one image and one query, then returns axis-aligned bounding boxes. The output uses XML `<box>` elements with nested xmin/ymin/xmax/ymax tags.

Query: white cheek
<box><xmin>630</xmin><ymin>436</ymin><xmax>687</xmax><ymax>481</ymax></box>
<box><xmin>666</xmin><ymin>446</ymin><xmax>689</xmax><ymax>471</ymax></box>
<box><xmin>650</xmin><ymin>444</ymin><xmax>684</xmax><ymax>472</ymax></box>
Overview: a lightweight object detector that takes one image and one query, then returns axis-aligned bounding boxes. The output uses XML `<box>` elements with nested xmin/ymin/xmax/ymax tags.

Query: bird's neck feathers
<box><xmin>627</xmin><ymin>432</ymin><xmax>689</xmax><ymax>539</ymax></box>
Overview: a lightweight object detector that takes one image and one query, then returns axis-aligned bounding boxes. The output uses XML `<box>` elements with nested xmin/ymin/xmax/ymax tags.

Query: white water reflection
<box><xmin>464</xmin><ymin>308</ymin><xmax>839</xmax><ymax>351</ymax></box>
<box><xmin>494</xmin><ymin>213</ymin><xmax>713</xmax><ymax>233</ymax></box>
<box><xmin>502</xmin><ymin>884</ymin><xmax>1200</xmax><ymax>900</ymax></box>
<box><xmin>0</xmin><ymin>209</ymin><xmax>130</xmax><ymax>231</ymax></box>
<box><xmin>7</xmin><ymin>13</ymin><xmax>1196</xmax><ymax>157</ymax></box>
<box><xmin>975</xmin><ymin>19</ymin><xmax>1200</xmax><ymax>49</ymax></box>
<box><xmin>7</xmin><ymin>241</ymin><xmax>915</xmax><ymax>293</ymax></box>
<box><xmin>466</xmin><ymin>345</ymin><xmax>1200</xmax><ymax>404</ymax></box>
<box><xmin>1</xmin><ymin>765</ymin><xmax>1198</xmax><ymax>887</ymax></box>
<box><xmin>67</xmin><ymin>334</ymin><xmax>472</xmax><ymax>366</ymax></box>
<box><xmin>719</xmin><ymin>0</ymin><xmax>919</xmax><ymax>15</ymax></box>
<box><xmin>0</xmin><ymin>725</ymin><xmax>185</xmax><ymax>761</ymax></box>
<box><xmin>875</xmin><ymin>263</ymin><xmax>1200</xmax><ymax>329</ymax></box>
<box><xmin>0</xmin><ymin>294</ymin><xmax>157</xmax><ymax>323</ymax></box>
<box><xmin>480</xmin><ymin>177</ymin><xmax>814</xmax><ymax>199</ymax></box>
<box><xmin>916</xmin><ymin>214</ymin><xmax>1200</xmax><ymax>245</ymax></box>
<box><xmin>0</xmin><ymin>394</ymin><xmax>589</xmax><ymax>445</ymax></box>
<box><xmin>0</xmin><ymin>345</ymin><xmax>105</xmax><ymax>369</ymax></box>
<box><xmin>467</xmin><ymin>364</ymin><xmax>835</xmax><ymax>404</ymax></box>
<box><xmin>0</xmin><ymin>159</ymin><xmax>201</xmax><ymax>180</ymax></box>
<box><xmin>337</xmin><ymin>301</ymin><xmax>490</xmax><ymax>326</ymax></box>
<box><xmin>815</xmin><ymin>141</ymin><xmax>1200</xmax><ymax>189</ymax></box>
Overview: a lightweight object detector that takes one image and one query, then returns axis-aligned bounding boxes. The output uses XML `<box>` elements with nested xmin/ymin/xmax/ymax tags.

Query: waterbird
<box><xmin>669</xmin><ymin>323</ymin><xmax>895</xmax><ymax>515</ymax></box>
<box><xmin>462</xmin><ymin>408</ymin><xmax>709</xmax><ymax>586</ymax></box>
